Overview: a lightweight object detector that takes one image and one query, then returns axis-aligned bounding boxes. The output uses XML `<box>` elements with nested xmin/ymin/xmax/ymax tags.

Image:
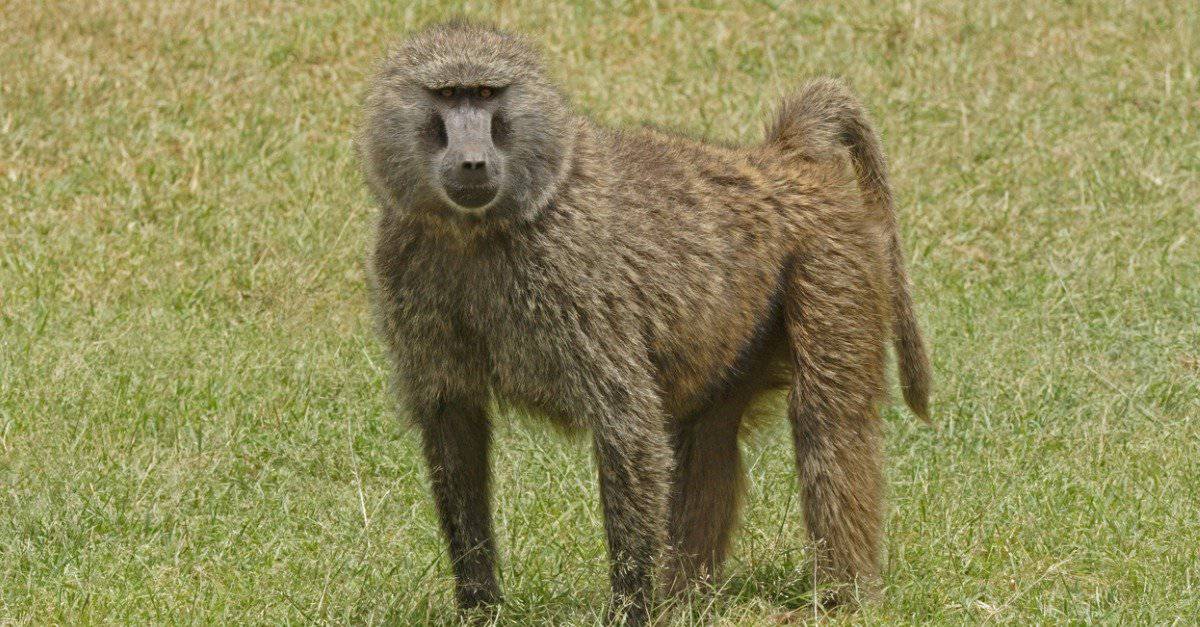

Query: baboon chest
<box><xmin>385</xmin><ymin>248</ymin><xmax>611</xmax><ymax>414</ymax></box>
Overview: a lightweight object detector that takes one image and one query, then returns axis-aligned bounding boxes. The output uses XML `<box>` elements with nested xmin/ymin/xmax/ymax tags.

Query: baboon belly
<box><xmin>649</xmin><ymin>277</ymin><xmax>789</xmax><ymax>417</ymax></box>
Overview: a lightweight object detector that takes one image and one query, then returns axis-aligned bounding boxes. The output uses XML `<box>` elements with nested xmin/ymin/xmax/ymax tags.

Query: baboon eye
<box><xmin>439</xmin><ymin>87</ymin><xmax>454</xmax><ymax>98</ymax></box>
<box><xmin>479</xmin><ymin>87</ymin><xmax>493</xmax><ymax>99</ymax></box>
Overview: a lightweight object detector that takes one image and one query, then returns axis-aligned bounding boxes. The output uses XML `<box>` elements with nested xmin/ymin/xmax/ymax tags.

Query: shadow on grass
<box><xmin>371</xmin><ymin>559</ymin><xmax>836</xmax><ymax>624</ymax></box>
<box><xmin>376</xmin><ymin>588</ymin><xmax>608</xmax><ymax>626</ymax></box>
<box><xmin>660</xmin><ymin>556</ymin><xmax>846</xmax><ymax>624</ymax></box>
<box><xmin>724</xmin><ymin>562</ymin><xmax>818</xmax><ymax>610</ymax></box>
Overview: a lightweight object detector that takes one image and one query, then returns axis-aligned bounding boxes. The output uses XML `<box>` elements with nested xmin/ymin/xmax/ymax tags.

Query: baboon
<box><xmin>360</xmin><ymin>21</ymin><xmax>930</xmax><ymax>625</ymax></box>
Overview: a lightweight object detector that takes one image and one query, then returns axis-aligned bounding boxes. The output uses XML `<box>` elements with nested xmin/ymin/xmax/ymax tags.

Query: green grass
<box><xmin>2</xmin><ymin>0</ymin><xmax>1198</xmax><ymax>623</ymax></box>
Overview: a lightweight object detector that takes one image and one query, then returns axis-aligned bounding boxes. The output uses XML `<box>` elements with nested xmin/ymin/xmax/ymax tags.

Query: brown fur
<box><xmin>360</xmin><ymin>21</ymin><xmax>930</xmax><ymax>625</ymax></box>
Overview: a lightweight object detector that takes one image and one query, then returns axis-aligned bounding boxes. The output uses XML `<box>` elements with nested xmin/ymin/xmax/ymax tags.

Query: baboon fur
<box><xmin>360</xmin><ymin>21</ymin><xmax>931</xmax><ymax>625</ymax></box>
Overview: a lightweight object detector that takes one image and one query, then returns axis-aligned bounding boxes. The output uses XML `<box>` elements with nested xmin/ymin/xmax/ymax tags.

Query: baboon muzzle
<box><xmin>440</xmin><ymin>105</ymin><xmax>501</xmax><ymax>209</ymax></box>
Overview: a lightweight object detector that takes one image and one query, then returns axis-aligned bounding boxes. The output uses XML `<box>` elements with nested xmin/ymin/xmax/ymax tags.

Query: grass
<box><xmin>2</xmin><ymin>0</ymin><xmax>1198</xmax><ymax>623</ymax></box>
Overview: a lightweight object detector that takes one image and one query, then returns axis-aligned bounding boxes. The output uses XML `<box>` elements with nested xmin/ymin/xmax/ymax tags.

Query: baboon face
<box><xmin>364</xmin><ymin>23</ymin><xmax>574</xmax><ymax>220</ymax></box>
<box><xmin>419</xmin><ymin>84</ymin><xmax>508</xmax><ymax>209</ymax></box>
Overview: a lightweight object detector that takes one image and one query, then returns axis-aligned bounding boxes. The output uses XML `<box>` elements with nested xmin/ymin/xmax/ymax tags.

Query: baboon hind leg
<box><xmin>665</xmin><ymin>393</ymin><xmax>749</xmax><ymax>595</ymax></box>
<box><xmin>784</xmin><ymin>254</ymin><xmax>890</xmax><ymax>605</ymax></box>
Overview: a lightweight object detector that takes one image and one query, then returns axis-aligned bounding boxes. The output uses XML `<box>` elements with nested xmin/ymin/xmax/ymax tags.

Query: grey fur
<box><xmin>359</xmin><ymin>21</ymin><xmax>931</xmax><ymax>625</ymax></box>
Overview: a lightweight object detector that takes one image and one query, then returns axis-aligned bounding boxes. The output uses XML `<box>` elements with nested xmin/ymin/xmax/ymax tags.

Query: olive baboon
<box><xmin>360</xmin><ymin>21</ymin><xmax>930</xmax><ymax>625</ymax></box>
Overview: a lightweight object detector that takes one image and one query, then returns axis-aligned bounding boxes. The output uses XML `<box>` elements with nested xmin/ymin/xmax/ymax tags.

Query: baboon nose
<box><xmin>453</xmin><ymin>156</ymin><xmax>492</xmax><ymax>187</ymax></box>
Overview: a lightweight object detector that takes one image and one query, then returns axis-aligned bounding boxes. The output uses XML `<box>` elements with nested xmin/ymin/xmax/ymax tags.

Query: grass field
<box><xmin>2</xmin><ymin>0</ymin><xmax>1199</xmax><ymax>624</ymax></box>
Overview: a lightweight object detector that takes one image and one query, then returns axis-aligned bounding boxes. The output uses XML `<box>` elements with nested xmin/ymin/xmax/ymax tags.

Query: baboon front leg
<box><xmin>784</xmin><ymin>258</ymin><xmax>889</xmax><ymax>605</ymax></box>
<box><xmin>665</xmin><ymin>397</ymin><xmax>747</xmax><ymax>595</ymax></box>
<box><xmin>417</xmin><ymin>398</ymin><xmax>500</xmax><ymax>611</ymax></box>
<box><xmin>592</xmin><ymin>409</ymin><xmax>672</xmax><ymax>626</ymax></box>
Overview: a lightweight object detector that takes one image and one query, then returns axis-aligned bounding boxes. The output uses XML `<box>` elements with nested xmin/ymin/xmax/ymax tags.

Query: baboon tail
<box><xmin>766</xmin><ymin>78</ymin><xmax>931</xmax><ymax>421</ymax></box>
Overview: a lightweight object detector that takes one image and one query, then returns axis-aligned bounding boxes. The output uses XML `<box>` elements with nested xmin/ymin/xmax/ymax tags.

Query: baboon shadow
<box><xmin>720</xmin><ymin>561</ymin><xmax>818</xmax><ymax>613</ymax></box>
